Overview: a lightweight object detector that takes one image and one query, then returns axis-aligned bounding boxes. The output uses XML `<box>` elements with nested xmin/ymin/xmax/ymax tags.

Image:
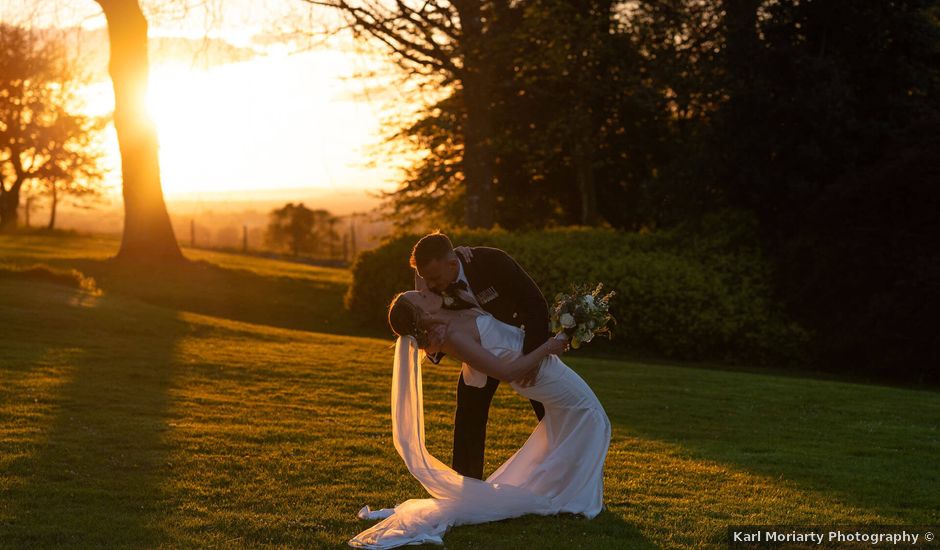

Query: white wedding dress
<box><xmin>348</xmin><ymin>313</ymin><xmax>612</xmax><ymax>548</ymax></box>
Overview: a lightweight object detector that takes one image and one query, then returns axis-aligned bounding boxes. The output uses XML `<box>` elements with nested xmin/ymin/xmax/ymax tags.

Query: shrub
<box><xmin>347</xmin><ymin>210</ymin><xmax>811</xmax><ymax>366</ymax></box>
<box><xmin>0</xmin><ymin>264</ymin><xmax>100</xmax><ymax>294</ymax></box>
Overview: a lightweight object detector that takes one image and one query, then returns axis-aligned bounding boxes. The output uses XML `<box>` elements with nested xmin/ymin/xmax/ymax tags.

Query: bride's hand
<box><xmin>546</xmin><ymin>336</ymin><xmax>569</xmax><ymax>356</ymax></box>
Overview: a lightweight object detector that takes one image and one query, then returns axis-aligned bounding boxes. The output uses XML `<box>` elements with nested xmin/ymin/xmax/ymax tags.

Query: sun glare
<box><xmin>141</xmin><ymin>50</ymin><xmax>395</xmax><ymax>197</ymax></box>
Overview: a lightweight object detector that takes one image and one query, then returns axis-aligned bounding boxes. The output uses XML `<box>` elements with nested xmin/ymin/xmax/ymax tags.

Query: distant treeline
<box><xmin>177</xmin><ymin>204</ymin><xmax>392</xmax><ymax>264</ymax></box>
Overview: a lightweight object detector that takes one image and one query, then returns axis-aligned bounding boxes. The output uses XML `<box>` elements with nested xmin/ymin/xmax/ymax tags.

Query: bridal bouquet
<box><xmin>550</xmin><ymin>283</ymin><xmax>616</xmax><ymax>349</ymax></box>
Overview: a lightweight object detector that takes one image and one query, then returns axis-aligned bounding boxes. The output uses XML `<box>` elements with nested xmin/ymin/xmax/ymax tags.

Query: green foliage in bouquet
<box><xmin>550</xmin><ymin>283</ymin><xmax>616</xmax><ymax>349</ymax></box>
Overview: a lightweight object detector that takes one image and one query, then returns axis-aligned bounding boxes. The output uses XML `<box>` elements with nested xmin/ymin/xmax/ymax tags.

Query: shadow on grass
<box><xmin>0</xmin><ymin>281</ymin><xmax>182</xmax><ymax>546</ymax></box>
<box><xmin>43</xmin><ymin>257</ymin><xmax>382</xmax><ymax>339</ymax></box>
<box><xmin>442</xmin><ymin>509</ymin><xmax>658</xmax><ymax>549</ymax></box>
<box><xmin>577</xmin><ymin>357</ymin><xmax>940</xmax><ymax>525</ymax></box>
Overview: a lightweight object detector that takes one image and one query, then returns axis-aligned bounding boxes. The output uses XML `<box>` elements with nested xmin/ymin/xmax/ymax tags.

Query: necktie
<box><xmin>446</xmin><ymin>280</ymin><xmax>469</xmax><ymax>293</ymax></box>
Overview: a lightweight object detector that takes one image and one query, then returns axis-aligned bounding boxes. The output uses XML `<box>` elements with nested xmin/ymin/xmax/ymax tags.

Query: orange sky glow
<box><xmin>2</xmin><ymin>0</ymin><xmax>409</xmax><ymax>200</ymax></box>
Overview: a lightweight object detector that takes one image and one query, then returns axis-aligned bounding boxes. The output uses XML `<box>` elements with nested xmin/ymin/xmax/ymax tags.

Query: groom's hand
<box><xmin>516</xmin><ymin>364</ymin><xmax>541</xmax><ymax>388</ymax></box>
<box><xmin>454</xmin><ymin>246</ymin><xmax>473</xmax><ymax>262</ymax></box>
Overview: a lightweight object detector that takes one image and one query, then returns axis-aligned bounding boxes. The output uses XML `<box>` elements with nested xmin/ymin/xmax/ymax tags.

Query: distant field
<box><xmin>1</xmin><ymin>234</ymin><xmax>938</xmax><ymax>548</ymax></box>
<box><xmin>0</xmin><ymin>233</ymin><xmax>362</xmax><ymax>337</ymax></box>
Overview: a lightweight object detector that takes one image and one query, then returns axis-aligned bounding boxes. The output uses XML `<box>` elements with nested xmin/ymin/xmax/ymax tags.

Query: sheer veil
<box><xmin>391</xmin><ymin>335</ymin><xmax>462</xmax><ymax>497</ymax></box>
<box><xmin>348</xmin><ymin>336</ymin><xmax>554</xmax><ymax>548</ymax></box>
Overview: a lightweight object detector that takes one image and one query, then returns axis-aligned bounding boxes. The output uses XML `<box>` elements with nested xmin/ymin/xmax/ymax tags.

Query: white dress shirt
<box><xmin>455</xmin><ymin>260</ymin><xmax>480</xmax><ymax>307</ymax></box>
<box><xmin>455</xmin><ymin>258</ymin><xmax>487</xmax><ymax>387</ymax></box>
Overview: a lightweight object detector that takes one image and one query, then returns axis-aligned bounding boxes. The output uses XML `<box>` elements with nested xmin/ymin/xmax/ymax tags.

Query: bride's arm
<box><xmin>442</xmin><ymin>331</ymin><xmax>566</xmax><ymax>382</ymax></box>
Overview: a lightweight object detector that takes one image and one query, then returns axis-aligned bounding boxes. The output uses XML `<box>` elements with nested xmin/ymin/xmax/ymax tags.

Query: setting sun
<box><xmin>3</xmin><ymin>0</ymin><xmax>399</xmax><ymax>198</ymax></box>
<box><xmin>143</xmin><ymin>50</ymin><xmax>394</xmax><ymax>197</ymax></box>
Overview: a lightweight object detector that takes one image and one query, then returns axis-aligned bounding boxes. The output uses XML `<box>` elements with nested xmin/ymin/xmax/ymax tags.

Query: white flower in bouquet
<box><xmin>549</xmin><ymin>283</ymin><xmax>616</xmax><ymax>349</ymax></box>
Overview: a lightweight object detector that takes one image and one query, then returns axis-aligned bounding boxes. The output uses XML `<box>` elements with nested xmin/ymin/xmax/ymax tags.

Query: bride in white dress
<box><xmin>349</xmin><ymin>289</ymin><xmax>612</xmax><ymax>548</ymax></box>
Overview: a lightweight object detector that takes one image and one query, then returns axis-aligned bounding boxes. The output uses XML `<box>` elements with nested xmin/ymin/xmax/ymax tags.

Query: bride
<box><xmin>348</xmin><ymin>289</ymin><xmax>612</xmax><ymax>548</ymax></box>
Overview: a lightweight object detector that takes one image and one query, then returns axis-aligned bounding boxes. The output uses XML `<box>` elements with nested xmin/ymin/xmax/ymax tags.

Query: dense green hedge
<box><xmin>346</xmin><ymin>210</ymin><xmax>811</xmax><ymax>365</ymax></box>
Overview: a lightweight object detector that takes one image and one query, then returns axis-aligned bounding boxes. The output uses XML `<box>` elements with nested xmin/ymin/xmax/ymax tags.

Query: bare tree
<box><xmin>304</xmin><ymin>0</ymin><xmax>515</xmax><ymax>228</ymax></box>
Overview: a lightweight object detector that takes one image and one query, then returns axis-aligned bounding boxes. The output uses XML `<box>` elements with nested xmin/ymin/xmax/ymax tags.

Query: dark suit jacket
<box><xmin>426</xmin><ymin>247</ymin><xmax>550</xmax><ymax>364</ymax></box>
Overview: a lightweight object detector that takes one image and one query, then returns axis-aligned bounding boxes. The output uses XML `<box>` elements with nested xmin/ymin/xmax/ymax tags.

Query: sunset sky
<box><xmin>1</xmin><ymin>0</ymin><xmax>405</xmax><ymax>199</ymax></box>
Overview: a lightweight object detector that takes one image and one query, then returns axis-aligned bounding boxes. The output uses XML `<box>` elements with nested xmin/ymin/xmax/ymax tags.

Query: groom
<box><xmin>411</xmin><ymin>232</ymin><xmax>550</xmax><ymax>480</ymax></box>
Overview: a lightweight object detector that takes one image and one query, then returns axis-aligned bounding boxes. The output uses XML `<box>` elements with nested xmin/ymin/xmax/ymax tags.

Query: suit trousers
<box><xmin>452</xmin><ymin>372</ymin><xmax>546</xmax><ymax>480</ymax></box>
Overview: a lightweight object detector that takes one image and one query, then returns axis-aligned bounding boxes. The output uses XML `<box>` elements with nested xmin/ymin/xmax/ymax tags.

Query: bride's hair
<box><xmin>388</xmin><ymin>293</ymin><xmax>430</xmax><ymax>348</ymax></box>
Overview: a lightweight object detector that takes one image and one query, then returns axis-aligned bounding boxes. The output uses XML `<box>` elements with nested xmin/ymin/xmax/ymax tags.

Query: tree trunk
<box><xmin>455</xmin><ymin>2</ymin><xmax>496</xmax><ymax>229</ymax></box>
<box><xmin>0</xmin><ymin>192</ymin><xmax>18</xmax><ymax>232</ymax></box>
<box><xmin>570</xmin><ymin>0</ymin><xmax>611</xmax><ymax>227</ymax></box>
<box><xmin>47</xmin><ymin>186</ymin><xmax>57</xmax><ymax>229</ymax></box>
<box><xmin>575</xmin><ymin>140</ymin><xmax>601</xmax><ymax>226</ymax></box>
<box><xmin>95</xmin><ymin>0</ymin><xmax>183</xmax><ymax>263</ymax></box>
<box><xmin>0</xmin><ymin>179</ymin><xmax>23</xmax><ymax>233</ymax></box>
<box><xmin>461</xmin><ymin>79</ymin><xmax>496</xmax><ymax>229</ymax></box>
<box><xmin>722</xmin><ymin>0</ymin><xmax>762</xmax><ymax>208</ymax></box>
<box><xmin>724</xmin><ymin>0</ymin><xmax>761</xmax><ymax>69</ymax></box>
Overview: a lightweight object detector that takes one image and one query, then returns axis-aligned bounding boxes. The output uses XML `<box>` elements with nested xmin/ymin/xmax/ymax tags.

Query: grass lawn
<box><xmin>1</xmin><ymin>233</ymin><xmax>938</xmax><ymax>548</ymax></box>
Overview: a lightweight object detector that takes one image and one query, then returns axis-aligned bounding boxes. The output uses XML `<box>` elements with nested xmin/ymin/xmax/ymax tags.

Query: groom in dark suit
<box><xmin>411</xmin><ymin>232</ymin><xmax>550</xmax><ymax>480</ymax></box>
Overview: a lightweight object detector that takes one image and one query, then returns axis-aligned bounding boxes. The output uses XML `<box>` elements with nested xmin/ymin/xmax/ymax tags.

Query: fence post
<box><xmin>349</xmin><ymin>216</ymin><xmax>358</xmax><ymax>260</ymax></box>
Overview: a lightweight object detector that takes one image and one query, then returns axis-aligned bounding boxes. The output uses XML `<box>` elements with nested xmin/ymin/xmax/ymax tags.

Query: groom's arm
<box><xmin>487</xmin><ymin>249</ymin><xmax>550</xmax><ymax>355</ymax></box>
